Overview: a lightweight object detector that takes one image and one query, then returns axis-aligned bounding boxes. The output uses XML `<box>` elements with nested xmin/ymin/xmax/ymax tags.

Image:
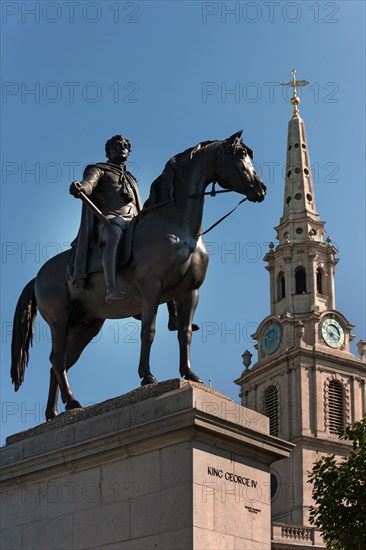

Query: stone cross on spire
<box><xmin>280</xmin><ymin>69</ymin><xmax>309</xmax><ymax>117</ymax></box>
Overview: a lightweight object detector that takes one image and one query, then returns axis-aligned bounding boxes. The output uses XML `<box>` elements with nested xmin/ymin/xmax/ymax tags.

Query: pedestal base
<box><xmin>1</xmin><ymin>380</ymin><xmax>293</xmax><ymax>549</ymax></box>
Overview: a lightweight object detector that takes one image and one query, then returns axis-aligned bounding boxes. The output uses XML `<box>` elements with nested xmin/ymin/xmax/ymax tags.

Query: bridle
<box><xmin>141</xmin><ymin>141</ymin><xmax>252</xmax><ymax>235</ymax></box>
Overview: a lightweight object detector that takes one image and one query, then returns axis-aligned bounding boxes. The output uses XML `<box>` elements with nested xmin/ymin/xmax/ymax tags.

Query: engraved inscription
<box><xmin>207</xmin><ymin>466</ymin><xmax>257</xmax><ymax>488</ymax></box>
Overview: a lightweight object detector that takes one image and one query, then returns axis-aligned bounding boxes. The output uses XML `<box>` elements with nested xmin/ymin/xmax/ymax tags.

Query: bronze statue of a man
<box><xmin>70</xmin><ymin>135</ymin><xmax>142</xmax><ymax>303</ymax></box>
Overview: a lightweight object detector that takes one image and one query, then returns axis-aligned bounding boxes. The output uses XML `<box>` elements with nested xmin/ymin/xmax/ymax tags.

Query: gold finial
<box><xmin>280</xmin><ymin>69</ymin><xmax>309</xmax><ymax>117</ymax></box>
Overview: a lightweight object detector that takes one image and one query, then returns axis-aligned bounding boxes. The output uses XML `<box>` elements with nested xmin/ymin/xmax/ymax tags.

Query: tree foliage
<box><xmin>308</xmin><ymin>416</ymin><xmax>366</xmax><ymax>550</ymax></box>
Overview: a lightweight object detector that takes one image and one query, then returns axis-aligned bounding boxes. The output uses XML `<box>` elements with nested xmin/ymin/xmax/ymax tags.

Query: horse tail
<box><xmin>11</xmin><ymin>278</ymin><xmax>38</xmax><ymax>391</ymax></box>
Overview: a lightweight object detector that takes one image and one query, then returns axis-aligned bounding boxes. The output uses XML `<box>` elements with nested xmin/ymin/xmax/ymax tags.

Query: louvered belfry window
<box><xmin>328</xmin><ymin>380</ymin><xmax>345</xmax><ymax>433</ymax></box>
<box><xmin>264</xmin><ymin>386</ymin><xmax>279</xmax><ymax>436</ymax></box>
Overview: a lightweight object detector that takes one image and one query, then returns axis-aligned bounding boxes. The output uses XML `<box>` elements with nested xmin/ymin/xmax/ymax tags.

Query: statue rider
<box><xmin>69</xmin><ymin>135</ymin><xmax>142</xmax><ymax>304</ymax></box>
<box><xmin>69</xmin><ymin>135</ymin><xmax>199</xmax><ymax>330</ymax></box>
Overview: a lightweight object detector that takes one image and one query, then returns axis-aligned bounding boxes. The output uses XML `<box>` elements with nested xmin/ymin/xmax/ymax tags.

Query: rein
<box><xmin>141</xmin><ymin>182</ymin><xmax>248</xmax><ymax>236</ymax></box>
<box><xmin>200</xmin><ymin>194</ymin><xmax>247</xmax><ymax>236</ymax></box>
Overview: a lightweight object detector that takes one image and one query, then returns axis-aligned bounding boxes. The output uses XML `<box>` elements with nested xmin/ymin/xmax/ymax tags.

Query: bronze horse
<box><xmin>11</xmin><ymin>131</ymin><xmax>266</xmax><ymax>420</ymax></box>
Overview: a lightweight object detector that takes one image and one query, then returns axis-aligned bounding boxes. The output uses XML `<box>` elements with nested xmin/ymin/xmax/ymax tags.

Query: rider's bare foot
<box><xmin>105</xmin><ymin>289</ymin><xmax>126</xmax><ymax>304</ymax></box>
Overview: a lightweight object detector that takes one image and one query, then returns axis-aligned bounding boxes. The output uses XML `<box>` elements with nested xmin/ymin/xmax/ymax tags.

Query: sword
<box><xmin>78</xmin><ymin>191</ymin><xmax>111</xmax><ymax>226</ymax></box>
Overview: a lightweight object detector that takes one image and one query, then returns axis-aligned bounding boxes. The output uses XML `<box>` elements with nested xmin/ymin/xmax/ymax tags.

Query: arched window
<box><xmin>264</xmin><ymin>385</ymin><xmax>279</xmax><ymax>436</ymax></box>
<box><xmin>316</xmin><ymin>268</ymin><xmax>323</xmax><ymax>294</ymax></box>
<box><xmin>295</xmin><ymin>267</ymin><xmax>307</xmax><ymax>294</ymax></box>
<box><xmin>276</xmin><ymin>271</ymin><xmax>286</xmax><ymax>300</ymax></box>
<box><xmin>328</xmin><ymin>380</ymin><xmax>345</xmax><ymax>434</ymax></box>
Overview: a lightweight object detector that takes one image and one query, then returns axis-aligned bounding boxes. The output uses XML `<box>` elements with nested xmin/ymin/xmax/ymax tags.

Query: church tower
<box><xmin>235</xmin><ymin>71</ymin><xmax>366</xmax><ymax>548</ymax></box>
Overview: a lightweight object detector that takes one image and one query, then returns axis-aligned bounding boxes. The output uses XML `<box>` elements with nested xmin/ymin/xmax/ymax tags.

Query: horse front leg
<box><xmin>177</xmin><ymin>289</ymin><xmax>203</xmax><ymax>383</ymax></box>
<box><xmin>138</xmin><ymin>279</ymin><xmax>161</xmax><ymax>385</ymax></box>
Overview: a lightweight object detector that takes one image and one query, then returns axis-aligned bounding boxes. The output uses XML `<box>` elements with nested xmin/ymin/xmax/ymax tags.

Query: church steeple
<box><xmin>276</xmin><ymin>70</ymin><xmax>324</xmax><ymax>247</ymax></box>
<box><xmin>235</xmin><ymin>71</ymin><xmax>365</xmax><ymax>540</ymax></box>
<box><xmin>264</xmin><ymin>70</ymin><xmax>338</xmax><ymax>317</ymax></box>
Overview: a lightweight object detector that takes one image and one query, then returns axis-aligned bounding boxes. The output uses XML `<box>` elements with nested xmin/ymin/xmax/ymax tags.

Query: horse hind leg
<box><xmin>45</xmin><ymin>318</ymin><xmax>105</xmax><ymax>420</ymax></box>
<box><xmin>177</xmin><ymin>289</ymin><xmax>203</xmax><ymax>383</ymax></box>
<box><xmin>49</xmin><ymin>319</ymin><xmax>80</xmax><ymax>412</ymax></box>
<box><xmin>48</xmin><ymin>313</ymin><xmax>84</xmax><ymax>413</ymax></box>
<box><xmin>45</xmin><ymin>368</ymin><xmax>59</xmax><ymax>420</ymax></box>
<box><xmin>138</xmin><ymin>279</ymin><xmax>162</xmax><ymax>385</ymax></box>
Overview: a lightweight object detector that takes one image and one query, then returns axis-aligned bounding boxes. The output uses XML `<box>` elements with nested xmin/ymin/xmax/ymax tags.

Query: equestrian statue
<box><xmin>10</xmin><ymin>131</ymin><xmax>266</xmax><ymax>420</ymax></box>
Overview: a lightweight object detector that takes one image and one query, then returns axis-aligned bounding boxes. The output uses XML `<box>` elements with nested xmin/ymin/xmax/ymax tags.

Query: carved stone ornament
<box><xmin>295</xmin><ymin>320</ymin><xmax>305</xmax><ymax>344</ymax></box>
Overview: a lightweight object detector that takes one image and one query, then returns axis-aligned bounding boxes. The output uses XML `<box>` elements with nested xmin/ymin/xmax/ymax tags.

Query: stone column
<box><xmin>327</xmin><ymin>254</ymin><xmax>336</xmax><ymax>310</ymax></box>
<box><xmin>268</xmin><ymin>265</ymin><xmax>275</xmax><ymax>314</ymax></box>
<box><xmin>283</xmin><ymin>249</ymin><xmax>294</xmax><ymax>313</ymax></box>
<box><xmin>265</xmin><ymin>245</ymin><xmax>275</xmax><ymax>315</ymax></box>
<box><xmin>308</xmin><ymin>248</ymin><xmax>317</xmax><ymax>311</ymax></box>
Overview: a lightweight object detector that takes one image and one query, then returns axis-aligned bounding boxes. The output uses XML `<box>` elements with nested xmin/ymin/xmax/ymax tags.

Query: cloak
<box><xmin>67</xmin><ymin>162</ymin><xmax>142</xmax><ymax>290</ymax></box>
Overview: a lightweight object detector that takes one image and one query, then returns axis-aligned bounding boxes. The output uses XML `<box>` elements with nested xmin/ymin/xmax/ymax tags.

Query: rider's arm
<box><xmin>79</xmin><ymin>166</ymin><xmax>103</xmax><ymax>195</ymax></box>
<box><xmin>69</xmin><ymin>166</ymin><xmax>103</xmax><ymax>197</ymax></box>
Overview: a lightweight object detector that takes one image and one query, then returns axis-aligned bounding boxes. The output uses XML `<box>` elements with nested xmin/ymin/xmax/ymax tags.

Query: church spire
<box><xmin>276</xmin><ymin>70</ymin><xmax>325</xmax><ymax>246</ymax></box>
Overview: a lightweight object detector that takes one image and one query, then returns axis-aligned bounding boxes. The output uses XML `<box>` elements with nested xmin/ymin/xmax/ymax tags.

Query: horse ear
<box><xmin>226</xmin><ymin>130</ymin><xmax>243</xmax><ymax>144</ymax></box>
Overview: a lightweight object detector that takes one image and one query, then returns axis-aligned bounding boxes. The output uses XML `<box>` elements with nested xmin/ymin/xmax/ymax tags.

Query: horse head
<box><xmin>214</xmin><ymin>130</ymin><xmax>267</xmax><ymax>202</ymax></box>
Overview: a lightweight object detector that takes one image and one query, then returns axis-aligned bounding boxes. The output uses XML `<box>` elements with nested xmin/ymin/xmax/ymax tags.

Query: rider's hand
<box><xmin>69</xmin><ymin>181</ymin><xmax>85</xmax><ymax>198</ymax></box>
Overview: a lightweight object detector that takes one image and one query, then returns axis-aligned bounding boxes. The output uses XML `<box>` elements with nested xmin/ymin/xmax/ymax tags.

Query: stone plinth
<box><xmin>0</xmin><ymin>380</ymin><xmax>293</xmax><ymax>549</ymax></box>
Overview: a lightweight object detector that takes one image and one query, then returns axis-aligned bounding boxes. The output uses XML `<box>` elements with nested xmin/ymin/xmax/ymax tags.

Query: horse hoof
<box><xmin>45</xmin><ymin>409</ymin><xmax>58</xmax><ymax>421</ymax></box>
<box><xmin>141</xmin><ymin>375</ymin><xmax>158</xmax><ymax>386</ymax></box>
<box><xmin>65</xmin><ymin>399</ymin><xmax>82</xmax><ymax>411</ymax></box>
<box><xmin>184</xmin><ymin>371</ymin><xmax>203</xmax><ymax>383</ymax></box>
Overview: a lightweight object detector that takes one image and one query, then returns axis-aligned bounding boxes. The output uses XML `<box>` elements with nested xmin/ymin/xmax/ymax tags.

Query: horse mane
<box><xmin>143</xmin><ymin>140</ymin><xmax>217</xmax><ymax>209</ymax></box>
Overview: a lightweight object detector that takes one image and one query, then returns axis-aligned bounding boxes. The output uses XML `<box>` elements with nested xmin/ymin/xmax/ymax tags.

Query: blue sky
<box><xmin>1</xmin><ymin>0</ymin><xmax>365</xmax><ymax>444</ymax></box>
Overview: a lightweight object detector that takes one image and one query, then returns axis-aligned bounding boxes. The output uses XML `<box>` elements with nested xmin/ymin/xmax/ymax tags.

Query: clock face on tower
<box><xmin>261</xmin><ymin>322</ymin><xmax>282</xmax><ymax>355</ymax></box>
<box><xmin>320</xmin><ymin>317</ymin><xmax>345</xmax><ymax>349</ymax></box>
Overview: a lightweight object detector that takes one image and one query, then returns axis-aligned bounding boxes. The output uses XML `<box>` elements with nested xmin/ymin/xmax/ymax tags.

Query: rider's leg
<box><xmin>102</xmin><ymin>221</ymin><xmax>125</xmax><ymax>303</ymax></box>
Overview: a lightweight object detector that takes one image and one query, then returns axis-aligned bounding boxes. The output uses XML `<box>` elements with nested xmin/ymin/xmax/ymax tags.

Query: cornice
<box><xmin>235</xmin><ymin>346</ymin><xmax>366</xmax><ymax>387</ymax></box>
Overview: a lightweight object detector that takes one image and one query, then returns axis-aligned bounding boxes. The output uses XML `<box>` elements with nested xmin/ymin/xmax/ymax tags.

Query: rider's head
<box><xmin>105</xmin><ymin>135</ymin><xmax>131</xmax><ymax>163</ymax></box>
